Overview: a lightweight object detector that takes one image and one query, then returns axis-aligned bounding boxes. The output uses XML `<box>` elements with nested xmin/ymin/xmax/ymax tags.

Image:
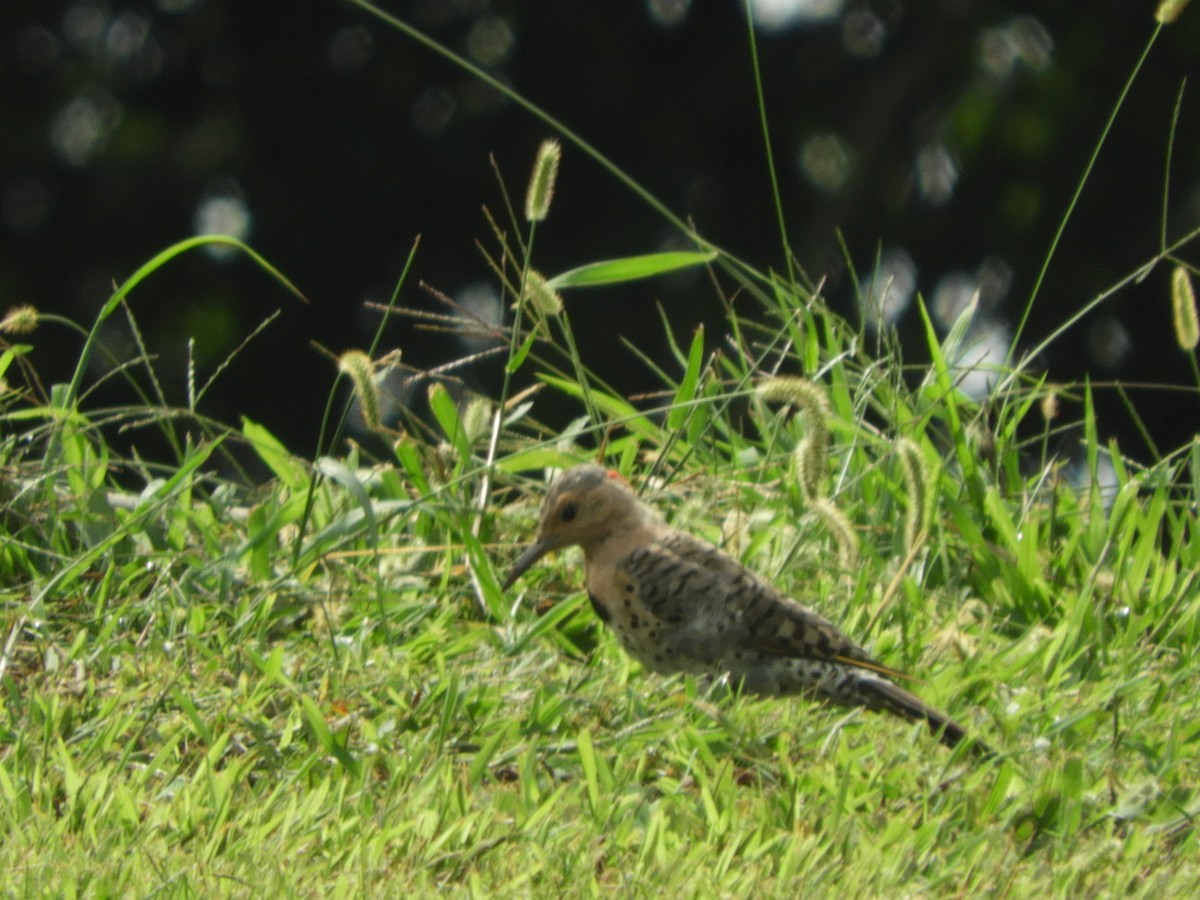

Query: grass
<box><xmin>3</xmin><ymin>4</ymin><xmax>1200</xmax><ymax>896</ymax></box>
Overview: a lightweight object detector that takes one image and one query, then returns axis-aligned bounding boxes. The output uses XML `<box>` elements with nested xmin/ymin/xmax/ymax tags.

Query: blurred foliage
<box><xmin>2</xmin><ymin>1</ymin><xmax>1199</xmax><ymax>458</ymax></box>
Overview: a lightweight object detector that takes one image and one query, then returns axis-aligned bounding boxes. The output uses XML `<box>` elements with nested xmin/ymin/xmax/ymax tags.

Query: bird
<box><xmin>503</xmin><ymin>463</ymin><xmax>991</xmax><ymax>756</ymax></box>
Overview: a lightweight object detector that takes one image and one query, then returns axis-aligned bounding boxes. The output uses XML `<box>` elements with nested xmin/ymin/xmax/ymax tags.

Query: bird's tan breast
<box><xmin>584</xmin><ymin>539</ymin><xmax>713</xmax><ymax>676</ymax></box>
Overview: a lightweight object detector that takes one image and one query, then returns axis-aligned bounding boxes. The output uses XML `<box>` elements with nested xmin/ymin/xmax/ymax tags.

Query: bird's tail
<box><xmin>854</xmin><ymin>676</ymin><xmax>992</xmax><ymax>758</ymax></box>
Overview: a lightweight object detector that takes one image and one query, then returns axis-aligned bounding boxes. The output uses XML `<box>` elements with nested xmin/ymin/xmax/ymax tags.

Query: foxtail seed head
<box><xmin>895</xmin><ymin>438</ymin><xmax>930</xmax><ymax>555</ymax></box>
<box><xmin>525</xmin><ymin>139</ymin><xmax>562</xmax><ymax>223</ymax></box>
<box><xmin>338</xmin><ymin>350</ymin><xmax>383</xmax><ymax>433</ymax></box>
<box><xmin>1171</xmin><ymin>266</ymin><xmax>1199</xmax><ymax>351</ymax></box>
<box><xmin>796</xmin><ymin>437</ymin><xmax>826</xmax><ymax>501</ymax></box>
<box><xmin>1156</xmin><ymin>0</ymin><xmax>1192</xmax><ymax>24</ymax></box>
<box><xmin>811</xmin><ymin>496</ymin><xmax>859</xmax><ymax>570</ymax></box>
<box><xmin>756</xmin><ymin>376</ymin><xmax>832</xmax><ymax>425</ymax></box>
<box><xmin>521</xmin><ymin>268</ymin><xmax>564</xmax><ymax>318</ymax></box>
<box><xmin>757</xmin><ymin>377</ymin><xmax>832</xmax><ymax>499</ymax></box>
<box><xmin>460</xmin><ymin>396</ymin><xmax>493</xmax><ymax>445</ymax></box>
<box><xmin>1040</xmin><ymin>386</ymin><xmax>1060</xmax><ymax>422</ymax></box>
<box><xmin>0</xmin><ymin>304</ymin><xmax>39</xmax><ymax>336</ymax></box>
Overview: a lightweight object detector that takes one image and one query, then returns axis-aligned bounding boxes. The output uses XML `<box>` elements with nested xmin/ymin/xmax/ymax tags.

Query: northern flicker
<box><xmin>503</xmin><ymin>464</ymin><xmax>990</xmax><ymax>755</ymax></box>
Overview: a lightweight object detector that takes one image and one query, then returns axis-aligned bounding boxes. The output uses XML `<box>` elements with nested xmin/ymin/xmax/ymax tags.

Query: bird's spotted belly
<box><xmin>609</xmin><ymin>604</ymin><xmax>710</xmax><ymax>678</ymax></box>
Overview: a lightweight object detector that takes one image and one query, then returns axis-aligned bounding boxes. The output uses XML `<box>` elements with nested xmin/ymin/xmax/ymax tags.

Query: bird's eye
<box><xmin>560</xmin><ymin>502</ymin><xmax>577</xmax><ymax>522</ymax></box>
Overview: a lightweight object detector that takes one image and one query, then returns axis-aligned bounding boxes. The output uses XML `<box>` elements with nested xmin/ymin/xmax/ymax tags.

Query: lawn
<box><xmin>1</xmin><ymin>3</ymin><xmax>1198</xmax><ymax>896</ymax></box>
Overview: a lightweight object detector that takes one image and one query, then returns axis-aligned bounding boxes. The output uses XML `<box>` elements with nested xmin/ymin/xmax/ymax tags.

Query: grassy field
<box><xmin>3</xmin><ymin>4</ymin><xmax>1200</xmax><ymax>896</ymax></box>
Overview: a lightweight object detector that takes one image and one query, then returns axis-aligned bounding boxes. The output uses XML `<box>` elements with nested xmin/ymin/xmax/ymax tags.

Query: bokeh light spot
<box><xmin>1087</xmin><ymin>316</ymin><xmax>1131</xmax><ymax>371</ymax></box>
<box><xmin>63</xmin><ymin>1</ymin><xmax>109</xmax><ymax>48</ymax></box>
<box><xmin>749</xmin><ymin>0</ymin><xmax>843</xmax><ymax>31</ymax></box>
<box><xmin>194</xmin><ymin>186</ymin><xmax>253</xmax><ymax>259</ymax></box>
<box><xmin>329</xmin><ymin>25</ymin><xmax>374</xmax><ymax>73</ymax></box>
<box><xmin>931</xmin><ymin>272</ymin><xmax>978</xmax><ymax>332</ymax></box>
<box><xmin>859</xmin><ymin>247</ymin><xmax>917</xmax><ymax>333</ymax></box>
<box><xmin>915</xmin><ymin>143</ymin><xmax>959</xmax><ymax>206</ymax></box>
<box><xmin>412</xmin><ymin>86</ymin><xmax>457</xmax><ymax>135</ymax></box>
<box><xmin>105</xmin><ymin>11</ymin><xmax>151</xmax><ymax>61</ymax></box>
<box><xmin>465</xmin><ymin>15</ymin><xmax>515</xmax><ymax>68</ymax></box>
<box><xmin>950</xmin><ymin>322</ymin><xmax>1010</xmax><ymax>401</ymax></box>
<box><xmin>978</xmin><ymin>15</ymin><xmax>1053</xmax><ymax>78</ymax></box>
<box><xmin>842</xmin><ymin>9</ymin><xmax>886</xmax><ymax>58</ymax></box>
<box><xmin>455</xmin><ymin>282</ymin><xmax>503</xmax><ymax>351</ymax></box>
<box><xmin>799</xmin><ymin>132</ymin><xmax>852</xmax><ymax>193</ymax></box>
<box><xmin>932</xmin><ymin>258</ymin><xmax>1012</xmax><ymax>330</ymax></box>
<box><xmin>50</xmin><ymin>90</ymin><xmax>122</xmax><ymax>166</ymax></box>
<box><xmin>647</xmin><ymin>0</ymin><xmax>692</xmax><ymax>27</ymax></box>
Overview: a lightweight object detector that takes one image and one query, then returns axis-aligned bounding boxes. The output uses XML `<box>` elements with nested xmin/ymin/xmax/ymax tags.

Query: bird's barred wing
<box><xmin>623</xmin><ymin>535</ymin><xmax>902</xmax><ymax>677</ymax></box>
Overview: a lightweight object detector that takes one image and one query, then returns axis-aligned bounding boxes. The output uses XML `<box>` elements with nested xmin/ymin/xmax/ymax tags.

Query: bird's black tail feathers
<box><xmin>856</xmin><ymin>676</ymin><xmax>993</xmax><ymax>758</ymax></box>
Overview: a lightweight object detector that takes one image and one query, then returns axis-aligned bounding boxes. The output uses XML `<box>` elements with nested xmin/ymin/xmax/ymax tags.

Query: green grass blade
<box><xmin>546</xmin><ymin>251</ymin><xmax>717</xmax><ymax>289</ymax></box>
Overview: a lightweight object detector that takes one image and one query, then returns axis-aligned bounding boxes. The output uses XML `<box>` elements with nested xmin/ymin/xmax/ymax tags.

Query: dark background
<box><xmin>3</xmin><ymin>0</ymin><xmax>1199</xmax><ymax>463</ymax></box>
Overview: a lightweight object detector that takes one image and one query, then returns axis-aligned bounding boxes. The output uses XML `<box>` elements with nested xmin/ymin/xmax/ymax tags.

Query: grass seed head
<box><xmin>525</xmin><ymin>138</ymin><xmax>562</xmax><ymax>223</ymax></box>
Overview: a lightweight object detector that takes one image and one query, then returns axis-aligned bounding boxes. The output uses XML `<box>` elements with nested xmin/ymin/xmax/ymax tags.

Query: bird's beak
<box><xmin>502</xmin><ymin>538</ymin><xmax>552</xmax><ymax>591</ymax></box>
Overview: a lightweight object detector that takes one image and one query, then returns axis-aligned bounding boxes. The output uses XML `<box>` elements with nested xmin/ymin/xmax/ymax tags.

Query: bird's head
<box><xmin>502</xmin><ymin>464</ymin><xmax>643</xmax><ymax>589</ymax></box>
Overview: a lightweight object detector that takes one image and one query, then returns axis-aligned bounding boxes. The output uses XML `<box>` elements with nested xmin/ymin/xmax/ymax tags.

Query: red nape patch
<box><xmin>605</xmin><ymin>469</ymin><xmax>627</xmax><ymax>484</ymax></box>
